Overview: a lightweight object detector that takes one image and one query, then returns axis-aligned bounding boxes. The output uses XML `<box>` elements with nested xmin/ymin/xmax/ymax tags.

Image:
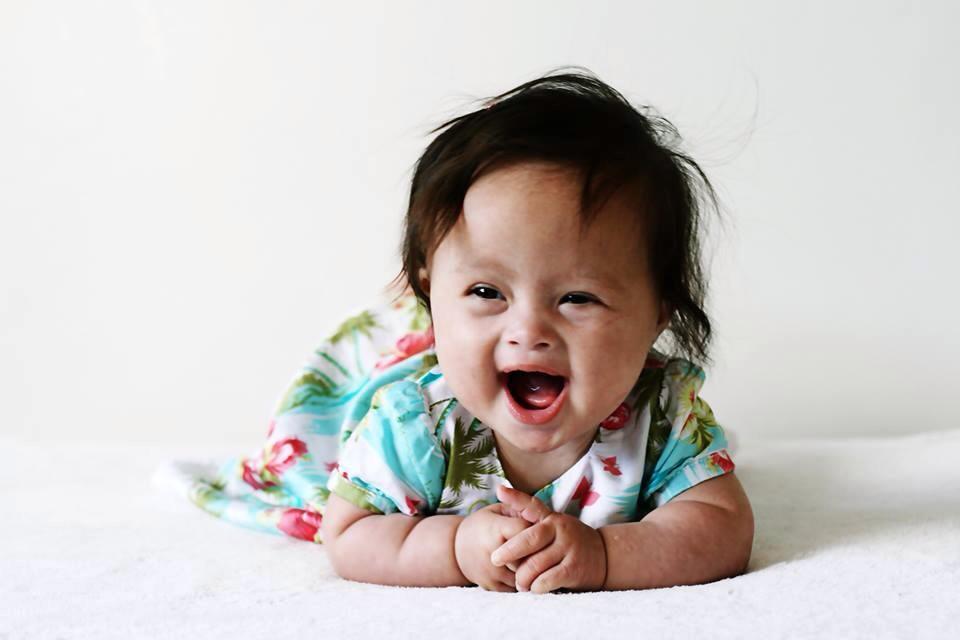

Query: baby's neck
<box><xmin>493</xmin><ymin>428</ymin><xmax>598</xmax><ymax>496</ymax></box>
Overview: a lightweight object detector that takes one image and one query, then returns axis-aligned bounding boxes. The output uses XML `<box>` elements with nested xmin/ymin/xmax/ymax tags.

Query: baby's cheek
<box><xmin>437</xmin><ymin>344</ymin><xmax>496</xmax><ymax>410</ymax></box>
<box><xmin>572</xmin><ymin>381</ymin><xmax>613</xmax><ymax>426</ymax></box>
<box><xmin>579</xmin><ymin>360</ymin><xmax>637</xmax><ymax>418</ymax></box>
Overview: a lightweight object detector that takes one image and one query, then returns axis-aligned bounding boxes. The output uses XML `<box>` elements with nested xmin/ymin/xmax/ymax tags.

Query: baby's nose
<box><xmin>505</xmin><ymin>312</ymin><xmax>556</xmax><ymax>351</ymax></box>
<box><xmin>508</xmin><ymin>334</ymin><xmax>551</xmax><ymax>350</ymax></box>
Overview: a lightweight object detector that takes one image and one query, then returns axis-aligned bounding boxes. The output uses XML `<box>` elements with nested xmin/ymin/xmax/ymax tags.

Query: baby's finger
<box><xmin>528</xmin><ymin>560</ymin><xmax>571</xmax><ymax>594</ymax></box>
<box><xmin>490</xmin><ymin>522</ymin><xmax>555</xmax><ymax>567</ymax></box>
<box><xmin>482</xmin><ymin>580</ymin><xmax>516</xmax><ymax>593</ymax></box>
<box><xmin>491</xmin><ymin>502</ymin><xmax>530</xmax><ymax>523</ymax></box>
<box><xmin>495</xmin><ymin>565</ymin><xmax>517</xmax><ymax>588</ymax></box>
<box><xmin>508</xmin><ymin>555</ymin><xmax>532</xmax><ymax>573</ymax></box>
<box><xmin>499</xmin><ymin>513</ymin><xmax>534</xmax><ymax>540</ymax></box>
<box><xmin>496</xmin><ymin>485</ymin><xmax>552</xmax><ymax>524</ymax></box>
<box><xmin>514</xmin><ymin>546</ymin><xmax>565</xmax><ymax>594</ymax></box>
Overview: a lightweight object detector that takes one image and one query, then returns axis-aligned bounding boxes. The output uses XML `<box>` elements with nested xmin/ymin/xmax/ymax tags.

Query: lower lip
<box><xmin>502</xmin><ymin>377</ymin><xmax>569</xmax><ymax>425</ymax></box>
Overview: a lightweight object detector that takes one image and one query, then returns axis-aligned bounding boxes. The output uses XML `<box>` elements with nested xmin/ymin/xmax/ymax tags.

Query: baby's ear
<box><xmin>417</xmin><ymin>268</ymin><xmax>431</xmax><ymax>296</ymax></box>
<box><xmin>655</xmin><ymin>300</ymin><xmax>672</xmax><ymax>334</ymax></box>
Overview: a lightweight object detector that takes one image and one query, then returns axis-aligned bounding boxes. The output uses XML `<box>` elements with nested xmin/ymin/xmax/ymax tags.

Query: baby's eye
<box><xmin>560</xmin><ymin>292</ymin><xmax>597</xmax><ymax>305</ymax></box>
<box><xmin>469</xmin><ymin>285</ymin><xmax>504</xmax><ymax>301</ymax></box>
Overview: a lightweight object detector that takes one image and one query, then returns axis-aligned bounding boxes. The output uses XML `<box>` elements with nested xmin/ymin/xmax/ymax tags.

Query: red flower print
<box><xmin>324</xmin><ymin>461</ymin><xmax>339</xmax><ymax>473</ymax></box>
<box><xmin>264</xmin><ymin>437</ymin><xmax>309</xmax><ymax>477</ymax></box>
<box><xmin>600</xmin><ymin>455</ymin><xmax>622</xmax><ymax>476</ymax></box>
<box><xmin>373</xmin><ymin>327</ymin><xmax>435</xmax><ymax>371</ymax></box>
<box><xmin>396</xmin><ymin>326</ymin><xmax>434</xmax><ymax>355</ymax></box>
<box><xmin>277</xmin><ymin>508</ymin><xmax>323</xmax><ymax>542</ymax></box>
<box><xmin>341</xmin><ymin>470</ymin><xmax>349</xmax><ymax>479</ymax></box>
<box><xmin>373</xmin><ymin>353</ymin><xmax>405</xmax><ymax>371</ymax></box>
<box><xmin>266</xmin><ymin>418</ymin><xmax>276</xmax><ymax>438</ymax></box>
<box><xmin>600</xmin><ymin>403</ymin><xmax>630</xmax><ymax>430</ymax></box>
<box><xmin>241</xmin><ymin>459</ymin><xmax>274</xmax><ymax>490</ymax></box>
<box><xmin>404</xmin><ymin>496</ymin><xmax>421</xmax><ymax>515</ymax></box>
<box><xmin>709</xmin><ymin>451</ymin><xmax>735</xmax><ymax>473</ymax></box>
<box><xmin>571</xmin><ymin>477</ymin><xmax>600</xmax><ymax>507</ymax></box>
<box><xmin>240</xmin><ymin>437</ymin><xmax>307</xmax><ymax>490</ymax></box>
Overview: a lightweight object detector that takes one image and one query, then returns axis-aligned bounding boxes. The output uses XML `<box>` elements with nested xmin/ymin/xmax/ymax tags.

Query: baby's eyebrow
<box><xmin>573</xmin><ymin>273</ymin><xmax>628</xmax><ymax>294</ymax></box>
<box><xmin>454</xmin><ymin>257</ymin><xmax>515</xmax><ymax>276</ymax></box>
<box><xmin>455</xmin><ymin>259</ymin><xmax>627</xmax><ymax>293</ymax></box>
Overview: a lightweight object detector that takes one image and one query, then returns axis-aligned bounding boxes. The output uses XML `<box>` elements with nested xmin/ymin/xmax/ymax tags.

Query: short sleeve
<box><xmin>325</xmin><ymin>380</ymin><xmax>447</xmax><ymax>516</ymax></box>
<box><xmin>641</xmin><ymin>359</ymin><xmax>736</xmax><ymax>509</ymax></box>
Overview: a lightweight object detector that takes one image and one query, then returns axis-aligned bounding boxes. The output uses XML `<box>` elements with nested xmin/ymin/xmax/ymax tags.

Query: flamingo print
<box><xmin>600</xmin><ymin>455</ymin><xmax>622</xmax><ymax>476</ymax></box>
<box><xmin>571</xmin><ymin>477</ymin><xmax>600</xmax><ymax>507</ymax></box>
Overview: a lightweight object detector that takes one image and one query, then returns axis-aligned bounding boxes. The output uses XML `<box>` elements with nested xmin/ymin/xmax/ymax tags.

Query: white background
<box><xmin>2</xmin><ymin>1</ymin><xmax>956</xmax><ymax>445</ymax></box>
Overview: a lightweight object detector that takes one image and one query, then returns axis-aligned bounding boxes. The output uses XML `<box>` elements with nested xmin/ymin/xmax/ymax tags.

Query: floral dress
<box><xmin>173</xmin><ymin>293</ymin><xmax>735</xmax><ymax>543</ymax></box>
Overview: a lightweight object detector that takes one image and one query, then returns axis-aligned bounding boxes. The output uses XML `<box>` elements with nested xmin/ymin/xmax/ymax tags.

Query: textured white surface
<box><xmin>4</xmin><ymin>431</ymin><xmax>959</xmax><ymax>639</ymax></box>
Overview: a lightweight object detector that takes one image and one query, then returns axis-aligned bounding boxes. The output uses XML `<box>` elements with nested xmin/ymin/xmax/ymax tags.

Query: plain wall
<box><xmin>2</xmin><ymin>1</ymin><xmax>957</xmax><ymax>445</ymax></box>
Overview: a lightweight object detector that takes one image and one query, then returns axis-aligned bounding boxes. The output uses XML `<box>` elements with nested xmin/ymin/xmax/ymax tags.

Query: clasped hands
<box><xmin>453</xmin><ymin>484</ymin><xmax>607</xmax><ymax>594</ymax></box>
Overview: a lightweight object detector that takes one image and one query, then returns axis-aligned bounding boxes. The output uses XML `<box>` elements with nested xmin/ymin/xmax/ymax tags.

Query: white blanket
<box><xmin>3</xmin><ymin>430</ymin><xmax>959</xmax><ymax>639</ymax></box>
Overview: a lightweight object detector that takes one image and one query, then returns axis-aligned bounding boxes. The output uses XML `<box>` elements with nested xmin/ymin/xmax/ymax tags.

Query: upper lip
<box><xmin>501</xmin><ymin>364</ymin><xmax>568</xmax><ymax>379</ymax></box>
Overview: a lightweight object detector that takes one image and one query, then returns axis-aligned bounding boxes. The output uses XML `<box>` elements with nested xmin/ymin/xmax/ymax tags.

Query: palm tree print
<box><xmin>464</xmin><ymin>497</ymin><xmax>495</xmax><ymax>513</ymax></box>
<box><xmin>412</xmin><ymin>353</ymin><xmax>439</xmax><ymax>380</ymax></box>
<box><xmin>438</xmin><ymin>417</ymin><xmax>500</xmax><ymax>510</ymax></box>
<box><xmin>680</xmin><ymin>403</ymin><xmax>715</xmax><ymax>451</ymax></box>
<box><xmin>328</xmin><ymin>310</ymin><xmax>379</xmax><ymax>345</ymax></box>
<box><xmin>188</xmin><ymin>476</ymin><xmax>229</xmax><ymax>517</ymax></box>
<box><xmin>637</xmin><ymin>367</ymin><xmax>670</xmax><ymax>481</ymax></box>
<box><xmin>275</xmin><ymin>370</ymin><xmax>338</xmax><ymax>413</ymax></box>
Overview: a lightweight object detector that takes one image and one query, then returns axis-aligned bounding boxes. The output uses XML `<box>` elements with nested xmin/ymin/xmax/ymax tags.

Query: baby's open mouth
<box><xmin>506</xmin><ymin>370</ymin><xmax>567</xmax><ymax>410</ymax></box>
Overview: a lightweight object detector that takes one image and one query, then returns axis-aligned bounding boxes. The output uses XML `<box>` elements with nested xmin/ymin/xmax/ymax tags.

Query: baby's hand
<box><xmin>490</xmin><ymin>485</ymin><xmax>607</xmax><ymax>594</ymax></box>
<box><xmin>454</xmin><ymin>501</ymin><xmax>533</xmax><ymax>592</ymax></box>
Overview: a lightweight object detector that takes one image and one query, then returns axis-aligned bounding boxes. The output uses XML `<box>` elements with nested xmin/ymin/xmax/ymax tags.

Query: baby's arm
<box><xmin>599</xmin><ymin>472</ymin><xmax>754</xmax><ymax>590</ymax></box>
<box><xmin>321</xmin><ymin>493</ymin><xmax>471</xmax><ymax>588</ymax></box>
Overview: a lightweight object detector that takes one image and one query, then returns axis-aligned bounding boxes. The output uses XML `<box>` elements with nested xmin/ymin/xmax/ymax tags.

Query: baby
<box><xmin>185</xmin><ymin>70</ymin><xmax>754</xmax><ymax>594</ymax></box>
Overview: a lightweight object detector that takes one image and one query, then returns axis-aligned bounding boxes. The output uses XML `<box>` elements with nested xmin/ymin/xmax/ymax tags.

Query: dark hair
<box><xmin>396</xmin><ymin>67</ymin><xmax>720</xmax><ymax>367</ymax></box>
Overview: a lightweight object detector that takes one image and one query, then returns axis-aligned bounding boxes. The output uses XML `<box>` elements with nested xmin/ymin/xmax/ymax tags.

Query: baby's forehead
<box><xmin>427</xmin><ymin>160</ymin><xmax>651</xmax><ymax>277</ymax></box>
<box><xmin>467</xmin><ymin>160</ymin><xmax>647</xmax><ymax>220</ymax></box>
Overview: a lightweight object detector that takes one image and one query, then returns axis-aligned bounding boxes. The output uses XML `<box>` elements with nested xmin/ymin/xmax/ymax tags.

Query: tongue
<box><xmin>508</xmin><ymin>372</ymin><xmax>565</xmax><ymax>410</ymax></box>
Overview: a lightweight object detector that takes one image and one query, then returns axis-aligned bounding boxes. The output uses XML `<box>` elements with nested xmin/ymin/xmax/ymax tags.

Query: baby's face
<box><xmin>422</xmin><ymin>161</ymin><xmax>669</xmax><ymax>467</ymax></box>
